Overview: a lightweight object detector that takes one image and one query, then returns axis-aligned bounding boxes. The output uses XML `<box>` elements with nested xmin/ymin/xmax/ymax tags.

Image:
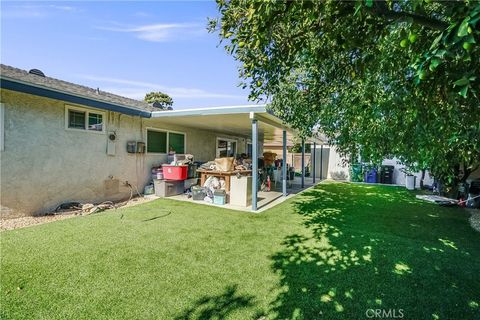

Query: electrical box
<box><xmin>127</xmin><ymin>141</ymin><xmax>145</xmax><ymax>153</ymax></box>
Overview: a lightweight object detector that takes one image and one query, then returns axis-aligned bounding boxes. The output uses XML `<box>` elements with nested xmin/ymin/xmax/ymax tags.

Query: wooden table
<box><xmin>197</xmin><ymin>169</ymin><xmax>252</xmax><ymax>192</ymax></box>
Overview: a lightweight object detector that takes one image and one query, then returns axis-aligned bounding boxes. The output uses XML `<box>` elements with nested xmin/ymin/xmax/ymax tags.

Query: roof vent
<box><xmin>28</xmin><ymin>69</ymin><xmax>45</xmax><ymax>77</ymax></box>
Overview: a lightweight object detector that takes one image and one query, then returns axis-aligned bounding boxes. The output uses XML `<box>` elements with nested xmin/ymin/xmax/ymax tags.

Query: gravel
<box><xmin>0</xmin><ymin>212</ymin><xmax>78</xmax><ymax>231</ymax></box>
<box><xmin>0</xmin><ymin>195</ymin><xmax>158</xmax><ymax>232</ymax></box>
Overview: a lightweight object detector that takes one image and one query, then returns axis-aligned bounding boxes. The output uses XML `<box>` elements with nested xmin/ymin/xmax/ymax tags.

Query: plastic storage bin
<box><xmin>162</xmin><ymin>165</ymin><xmax>188</xmax><ymax>180</ymax></box>
<box><xmin>154</xmin><ymin>179</ymin><xmax>184</xmax><ymax>197</ymax></box>
<box><xmin>192</xmin><ymin>186</ymin><xmax>207</xmax><ymax>201</ymax></box>
<box><xmin>213</xmin><ymin>190</ymin><xmax>226</xmax><ymax>205</ymax></box>
<box><xmin>151</xmin><ymin>167</ymin><xmax>164</xmax><ymax>180</ymax></box>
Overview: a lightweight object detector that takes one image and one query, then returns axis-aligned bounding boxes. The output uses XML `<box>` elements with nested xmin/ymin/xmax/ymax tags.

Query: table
<box><xmin>197</xmin><ymin>169</ymin><xmax>252</xmax><ymax>193</ymax></box>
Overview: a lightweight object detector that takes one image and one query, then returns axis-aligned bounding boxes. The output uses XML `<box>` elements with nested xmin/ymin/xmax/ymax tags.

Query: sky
<box><xmin>1</xmin><ymin>1</ymin><xmax>253</xmax><ymax>109</ymax></box>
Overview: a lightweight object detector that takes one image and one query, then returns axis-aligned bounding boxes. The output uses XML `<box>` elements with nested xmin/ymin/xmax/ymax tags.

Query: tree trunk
<box><xmin>420</xmin><ymin>169</ymin><xmax>426</xmax><ymax>189</ymax></box>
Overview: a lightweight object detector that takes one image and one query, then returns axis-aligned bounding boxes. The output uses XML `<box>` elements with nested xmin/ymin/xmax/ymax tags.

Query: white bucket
<box><xmin>405</xmin><ymin>175</ymin><xmax>416</xmax><ymax>190</ymax></box>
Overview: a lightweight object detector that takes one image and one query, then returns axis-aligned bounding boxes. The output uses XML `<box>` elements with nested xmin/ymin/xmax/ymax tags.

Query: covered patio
<box><xmin>150</xmin><ymin>105</ymin><xmax>324</xmax><ymax>211</ymax></box>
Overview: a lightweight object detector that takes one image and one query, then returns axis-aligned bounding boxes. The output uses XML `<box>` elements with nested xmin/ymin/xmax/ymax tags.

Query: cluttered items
<box><xmin>146</xmin><ymin>151</ymin><xmax>290</xmax><ymax>207</ymax></box>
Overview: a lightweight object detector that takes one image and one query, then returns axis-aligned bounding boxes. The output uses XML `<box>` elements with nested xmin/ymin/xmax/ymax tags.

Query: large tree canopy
<box><xmin>210</xmin><ymin>0</ymin><xmax>480</xmax><ymax>188</ymax></box>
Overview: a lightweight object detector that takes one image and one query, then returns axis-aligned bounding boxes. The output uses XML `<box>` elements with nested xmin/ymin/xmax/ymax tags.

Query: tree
<box><xmin>210</xmin><ymin>0</ymin><xmax>480</xmax><ymax>191</ymax></box>
<box><xmin>144</xmin><ymin>92</ymin><xmax>174</xmax><ymax>110</ymax></box>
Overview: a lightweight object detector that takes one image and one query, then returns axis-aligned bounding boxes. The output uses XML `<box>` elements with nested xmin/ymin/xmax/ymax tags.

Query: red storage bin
<box><xmin>162</xmin><ymin>165</ymin><xmax>188</xmax><ymax>180</ymax></box>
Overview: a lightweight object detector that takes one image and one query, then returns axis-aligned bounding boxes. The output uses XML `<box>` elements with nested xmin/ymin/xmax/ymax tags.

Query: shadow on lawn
<box><xmin>174</xmin><ymin>285</ymin><xmax>256</xmax><ymax>320</ymax></box>
<box><xmin>270</xmin><ymin>182</ymin><xmax>480</xmax><ymax>319</ymax></box>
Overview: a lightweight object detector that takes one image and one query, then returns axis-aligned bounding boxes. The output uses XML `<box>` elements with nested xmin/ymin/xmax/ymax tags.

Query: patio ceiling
<box><xmin>150</xmin><ymin>105</ymin><xmax>325</xmax><ymax>145</ymax></box>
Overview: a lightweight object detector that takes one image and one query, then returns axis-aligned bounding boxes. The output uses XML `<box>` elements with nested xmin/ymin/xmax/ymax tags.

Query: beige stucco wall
<box><xmin>0</xmin><ymin>90</ymin><xmax>252</xmax><ymax>217</ymax></box>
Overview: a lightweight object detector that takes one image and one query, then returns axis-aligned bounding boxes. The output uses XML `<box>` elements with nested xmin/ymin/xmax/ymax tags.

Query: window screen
<box><xmin>169</xmin><ymin>132</ymin><xmax>185</xmax><ymax>154</ymax></box>
<box><xmin>147</xmin><ymin>130</ymin><xmax>167</xmax><ymax>153</ymax></box>
<box><xmin>68</xmin><ymin>110</ymin><xmax>86</xmax><ymax>129</ymax></box>
<box><xmin>88</xmin><ymin>113</ymin><xmax>103</xmax><ymax>131</ymax></box>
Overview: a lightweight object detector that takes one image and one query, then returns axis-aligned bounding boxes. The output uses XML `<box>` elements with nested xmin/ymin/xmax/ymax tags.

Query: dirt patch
<box><xmin>0</xmin><ymin>195</ymin><xmax>159</xmax><ymax>232</ymax></box>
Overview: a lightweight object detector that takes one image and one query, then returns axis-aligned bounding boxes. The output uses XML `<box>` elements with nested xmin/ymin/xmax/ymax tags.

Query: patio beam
<box><xmin>252</xmin><ymin>119</ymin><xmax>258</xmax><ymax>211</ymax></box>
<box><xmin>282</xmin><ymin>130</ymin><xmax>287</xmax><ymax>196</ymax></box>
<box><xmin>312</xmin><ymin>142</ymin><xmax>316</xmax><ymax>184</ymax></box>
<box><xmin>301</xmin><ymin>139</ymin><xmax>305</xmax><ymax>188</ymax></box>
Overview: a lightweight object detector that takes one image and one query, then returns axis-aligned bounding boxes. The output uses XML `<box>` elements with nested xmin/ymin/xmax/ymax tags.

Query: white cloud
<box><xmin>77</xmin><ymin>75</ymin><xmax>247</xmax><ymax>100</ymax></box>
<box><xmin>96</xmin><ymin>23</ymin><xmax>205</xmax><ymax>42</ymax></box>
<box><xmin>48</xmin><ymin>5</ymin><xmax>78</xmax><ymax>12</ymax></box>
<box><xmin>2</xmin><ymin>4</ymin><xmax>81</xmax><ymax>18</ymax></box>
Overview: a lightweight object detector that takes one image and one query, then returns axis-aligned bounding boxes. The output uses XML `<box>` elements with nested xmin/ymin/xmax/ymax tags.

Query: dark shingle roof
<box><xmin>0</xmin><ymin>64</ymin><xmax>154</xmax><ymax>113</ymax></box>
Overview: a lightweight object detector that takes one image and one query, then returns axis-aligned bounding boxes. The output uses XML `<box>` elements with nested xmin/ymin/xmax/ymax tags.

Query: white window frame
<box><xmin>146</xmin><ymin>127</ymin><xmax>187</xmax><ymax>155</ymax></box>
<box><xmin>65</xmin><ymin>105</ymin><xmax>106</xmax><ymax>134</ymax></box>
<box><xmin>0</xmin><ymin>103</ymin><xmax>4</xmax><ymax>151</ymax></box>
<box><xmin>216</xmin><ymin>137</ymin><xmax>237</xmax><ymax>158</ymax></box>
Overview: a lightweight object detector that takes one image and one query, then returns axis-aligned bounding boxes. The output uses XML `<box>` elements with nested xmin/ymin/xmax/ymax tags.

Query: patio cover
<box><xmin>150</xmin><ymin>105</ymin><xmax>323</xmax><ymax>145</ymax></box>
<box><xmin>151</xmin><ymin>105</ymin><xmax>325</xmax><ymax>211</ymax></box>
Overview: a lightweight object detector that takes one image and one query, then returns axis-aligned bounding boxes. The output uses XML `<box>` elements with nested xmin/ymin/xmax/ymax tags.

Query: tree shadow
<box><xmin>174</xmin><ymin>285</ymin><xmax>256</xmax><ymax>320</ymax></box>
<box><xmin>270</xmin><ymin>182</ymin><xmax>480</xmax><ymax>319</ymax></box>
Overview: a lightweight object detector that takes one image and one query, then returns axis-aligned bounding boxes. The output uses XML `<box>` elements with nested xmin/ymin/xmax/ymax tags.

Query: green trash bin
<box><xmin>350</xmin><ymin>164</ymin><xmax>364</xmax><ymax>182</ymax></box>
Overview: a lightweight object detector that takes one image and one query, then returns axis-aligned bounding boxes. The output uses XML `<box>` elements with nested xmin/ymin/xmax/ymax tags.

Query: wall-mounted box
<box><xmin>127</xmin><ymin>141</ymin><xmax>145</xmax><ymax>153</ymax></box>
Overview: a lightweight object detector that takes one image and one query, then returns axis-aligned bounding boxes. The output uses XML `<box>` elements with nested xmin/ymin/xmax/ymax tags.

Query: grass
<box><xmin>1</xmin><ymin>181</ymin><xmax>479</xmax><ymax>319</ymax></box>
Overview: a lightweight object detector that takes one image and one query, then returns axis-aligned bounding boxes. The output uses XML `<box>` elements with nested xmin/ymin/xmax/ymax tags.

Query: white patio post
<box><xmin>312</xmin><ymin>141</ymin><xmax>316</xmax><ymax>184</ymax></box>
<box><xmin>252</xmin><ymin>119</ymin><xmax>258</xmax><ymax>211</ymax></box>
<box><xmin>282</xmin><ymin>130</ymin><xmax>287</xmax><ymax>196</ymax></box>
<box><xmin>320</xmin><ymin>144</ymin><xmax>323</xmax><ymax>179</ymax></box>
<box><xmin>301</xmin><ymin>138</ymin><xmax>305</xmax><ymax>188</ymax></box>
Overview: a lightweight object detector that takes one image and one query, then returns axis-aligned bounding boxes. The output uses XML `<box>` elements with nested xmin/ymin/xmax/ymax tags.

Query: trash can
<box><xmin>364</xmin><ymin>167</ymin><xmax>378</xmax><ymax>183</ymax></box>
<box><xmin>350</xmin><ymin>164</ymin><xmax>363</xmax><ymax>182</ymax></box>
<box><xmin>380</xmin><ymin>165</ymin><xmax>394</xmax><ymax>184</ymax></box>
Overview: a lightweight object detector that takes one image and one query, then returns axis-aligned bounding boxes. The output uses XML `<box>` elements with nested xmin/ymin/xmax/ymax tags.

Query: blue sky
<box><xmin>1</xmin><ymin>1</ymin><xmax>253</xmax><ymax>109</ymax></box>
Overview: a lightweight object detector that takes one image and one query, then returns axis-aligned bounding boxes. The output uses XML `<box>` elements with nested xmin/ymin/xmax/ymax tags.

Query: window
<box><xmin>69</xmin><ymin>110</ymin><xmax>86</xmax><ymax>129</ymax></box>
<box><xmin>88</xmin><ymin>113</ymin><xmax>103</xmax><ymax>131</ymax></box>
<box><xmin>216</xmin><ymin>138</ymin><xmax>237</xmax><ymax>158</ymax></box>
<box><xmin>147</xmin><ymin>129</ymin><xmax>185</xmax><ymax>154</ymax></box>
<box><xmin>65</xmin><ymin>106</ymin><xmax>105</xmax><ymax>133</ymax></box>
<box><xmin>147</xmin><ymin>130</ymin><xmax>167</xmax><ymax>153</ymax></box>
<box><xmin>169</xmin><ymin>132</ymin><xmax>185</xmax><ymax>154</ymax></box>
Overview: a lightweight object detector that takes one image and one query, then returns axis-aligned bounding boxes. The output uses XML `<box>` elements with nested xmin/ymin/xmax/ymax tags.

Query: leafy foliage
<box><xmin>210</xmin><ymin>0</ymin><xmax>480</xmax><ymax>188</ymax></box>
<box><xmin>144</xmin><ymin>91</ymin><xmax>174</xmax><ymax>110</ymax></box>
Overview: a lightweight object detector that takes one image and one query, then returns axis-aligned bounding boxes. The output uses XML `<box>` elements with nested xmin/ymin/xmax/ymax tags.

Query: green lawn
<box><xmin>1</xmin><ymin>182</ymin><xmax>479</xmax><ymax>320</ymax></box>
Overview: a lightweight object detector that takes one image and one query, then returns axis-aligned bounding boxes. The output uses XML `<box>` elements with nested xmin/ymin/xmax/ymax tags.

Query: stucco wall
<box><xmin>0</xmin><ymin>90</ymin><xmax>252</xmax><ymax>217</ymax></box>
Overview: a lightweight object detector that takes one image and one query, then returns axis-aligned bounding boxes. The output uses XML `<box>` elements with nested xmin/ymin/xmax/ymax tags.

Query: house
<box><xmin>0</xmin><ymin>64</ymin><xmax>321</xmax><ymax>217</ymax></box>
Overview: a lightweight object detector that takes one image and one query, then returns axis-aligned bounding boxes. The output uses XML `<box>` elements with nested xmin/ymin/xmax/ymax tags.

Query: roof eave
<box><xmin>150</xmin><ymin>105</ymin><xmax>267</xmax><ymax>118</ymax></box>
<box><xmin>0</xmin><ymin>78</ymin><xmax>152</xmax><ymax>118</ymax></box>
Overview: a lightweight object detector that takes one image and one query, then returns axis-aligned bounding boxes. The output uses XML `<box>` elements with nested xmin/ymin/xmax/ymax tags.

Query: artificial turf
<box><xmin>1</xmin><ymin>181</ymin><xmax>479</xmax><ymax>319</ymax></box>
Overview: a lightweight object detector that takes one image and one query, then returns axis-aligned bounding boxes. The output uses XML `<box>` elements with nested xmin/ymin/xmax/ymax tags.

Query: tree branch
<box><xmin>370</xmin><ymin>1</ymin><xmax>449</xmax><ymax>31</ymax></box>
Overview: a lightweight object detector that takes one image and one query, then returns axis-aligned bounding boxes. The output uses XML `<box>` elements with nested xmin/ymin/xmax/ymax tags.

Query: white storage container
<box><xmin>230</xmin><ymin>176</ymin><xmax>252</xmax><ymax>206</ymax></box>
<box><xmin>405</xmin><ymin>175</ymin><xmax>416</xmax><ymax>190</ymax></box>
